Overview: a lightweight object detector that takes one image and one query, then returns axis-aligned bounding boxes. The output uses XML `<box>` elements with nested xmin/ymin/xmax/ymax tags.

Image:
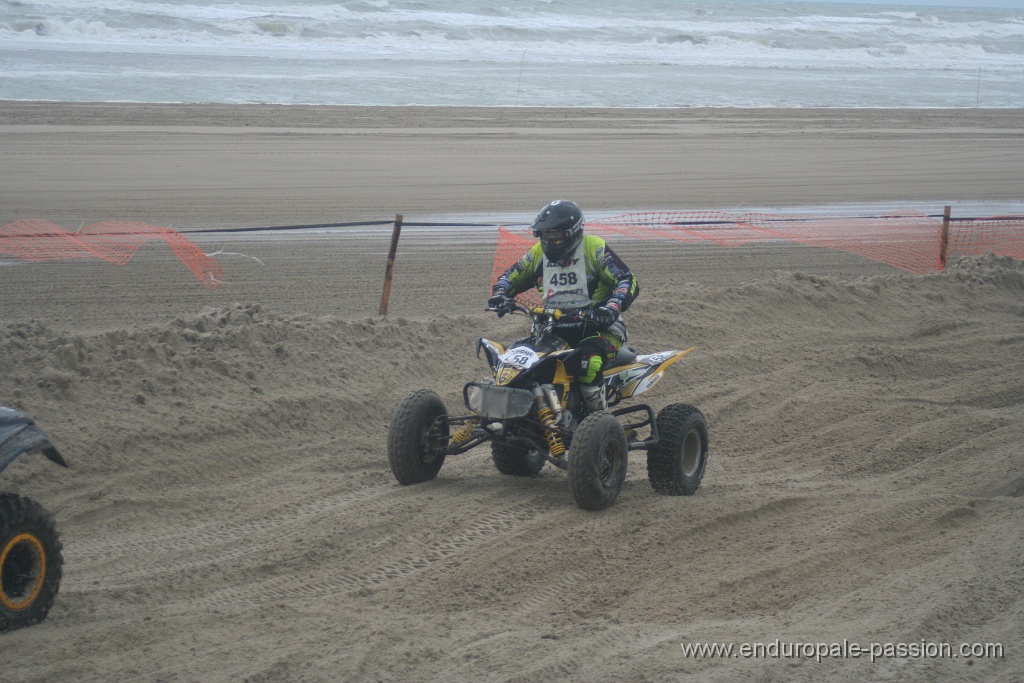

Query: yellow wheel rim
<box><xmin>0</xmin><ymin>533</ymin><xmax>47</xmax><ymax>611</ymax></box>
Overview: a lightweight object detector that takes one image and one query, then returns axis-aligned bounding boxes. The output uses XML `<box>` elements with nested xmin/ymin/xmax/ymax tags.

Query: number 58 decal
<box><xmin>499</xmin><ymin>347</ymin><xmax>541</xmax><ymax>369</ymax></box>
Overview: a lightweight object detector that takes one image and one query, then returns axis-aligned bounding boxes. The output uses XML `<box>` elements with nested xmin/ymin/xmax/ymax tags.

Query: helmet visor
<box><xmin>536</xmin><ymin>228</ymin><xmax>570</xmax><ymax>246</ymax></box>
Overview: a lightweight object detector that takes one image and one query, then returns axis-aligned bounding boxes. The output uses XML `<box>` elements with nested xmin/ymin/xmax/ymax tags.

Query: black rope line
<box><xmin>7</xmin><ymin>215</ymin><xmax>1021</xmax><ymax>238</ymax></box>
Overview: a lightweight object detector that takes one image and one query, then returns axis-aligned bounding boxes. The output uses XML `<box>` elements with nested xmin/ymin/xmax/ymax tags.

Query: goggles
<box><xmin>535</xmin><ymin>229</ymin><xmax>570</xmax><ymax>244</ymax></box>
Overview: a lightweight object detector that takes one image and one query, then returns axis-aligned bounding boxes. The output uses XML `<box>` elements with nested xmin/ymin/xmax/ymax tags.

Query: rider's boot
<box><xmin>581</xmin><ymin>383</ymin><xmax>606</xmax><ymax>413</ymax></box>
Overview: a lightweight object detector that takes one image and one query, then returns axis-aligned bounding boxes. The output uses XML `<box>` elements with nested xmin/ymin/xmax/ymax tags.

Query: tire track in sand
<box><xmin>164</xmin><ymin>499</ymin><xmax>552</xmax><ymax>613</ymax></box>
<box><xmin>63</xmin><ymin>483</ymin><xmax>396</xmax><ymax>590</ymax></box>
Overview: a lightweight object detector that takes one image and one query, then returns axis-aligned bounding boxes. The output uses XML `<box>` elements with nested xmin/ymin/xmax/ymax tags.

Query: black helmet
<box><xmin>532</xmin><ymin>199</ymin><xmax>585</xmax><ymax>262</ymax></box>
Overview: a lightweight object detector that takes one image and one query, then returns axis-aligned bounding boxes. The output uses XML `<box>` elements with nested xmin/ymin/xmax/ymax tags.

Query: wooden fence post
<box><xmin>939</xmin><ymin>205</ymin><xmax>951</xmax><ymax>270</ymax></box>
<box><xmin>379</xmin><ymin>214</ymin><xmax>403</xmax><ymax>316</ymax></box>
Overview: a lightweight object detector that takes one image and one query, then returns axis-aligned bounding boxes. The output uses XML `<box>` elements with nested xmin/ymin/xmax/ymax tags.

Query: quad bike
<box><xmin>0</xmin><ymin>407</ymin><xmax>67</xmax><ymax>632</ymax></box>
<box><xmin>387</xmin><ymin>300</ymin><xmax>708</xmax><ymax>510</ymax></box>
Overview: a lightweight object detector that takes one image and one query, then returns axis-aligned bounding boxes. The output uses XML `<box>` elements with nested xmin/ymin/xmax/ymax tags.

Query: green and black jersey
<box><xmin>493</xmin><ymin>235</ymin><xmax>640</xmax><ymax>311</ymax></box>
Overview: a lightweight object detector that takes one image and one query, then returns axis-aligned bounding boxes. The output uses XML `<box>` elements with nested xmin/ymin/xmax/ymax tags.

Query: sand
<box><xmin>3</xmin><ymin>103</ymin><xmax>1023</xmax><ymax>228</ymax></box>
<box><xmin>1</xmin><ymin>102</ymin><xmax>1022</xmax><ymax>682</ymax></box>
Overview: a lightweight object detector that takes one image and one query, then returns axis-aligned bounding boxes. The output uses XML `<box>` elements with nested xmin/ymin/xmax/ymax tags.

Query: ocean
<box><xmin>1</xmin><ymin>0</ymin><xmax>1022</xmax><ymax>107</ymax></box>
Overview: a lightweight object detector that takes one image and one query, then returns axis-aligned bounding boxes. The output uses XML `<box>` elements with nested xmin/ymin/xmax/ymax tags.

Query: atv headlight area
<box><xmin>464</xmin><ymin>382</ymin><xmax>535</xmax><ymax>420</ymax></box>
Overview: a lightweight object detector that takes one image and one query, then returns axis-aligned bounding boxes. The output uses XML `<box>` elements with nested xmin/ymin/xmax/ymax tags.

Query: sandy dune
<box><xmin>1</xmin><ymin>103</ymin><xmax>1022</xmax><ymax>682</ymax></box>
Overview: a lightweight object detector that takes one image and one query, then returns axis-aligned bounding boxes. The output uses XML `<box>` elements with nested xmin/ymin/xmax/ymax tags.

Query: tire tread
<box><xmin>647</xmin><ymin>403</ymin><xmax>708</xmax><ymax>496</ymax></box>
<box><xmin>567</xmin><ymin>411</ymin><xmax>628</xmax><ymax>510</ymax></box>
<box><xmin>387</xmin><ymin>389</ymin><xmax>449</xmax><ymax>485</ymax></box>
<box><xmin>0</xmin><ymin>493</ymin><xmax>63</xmax><ymax>632</ymax></box>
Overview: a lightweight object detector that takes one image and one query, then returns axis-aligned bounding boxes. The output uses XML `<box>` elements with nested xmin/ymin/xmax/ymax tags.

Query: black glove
<box><xmin>488</xmin><ymin>293</ymin><xmax>513</xmax><ymax>317</ymax></box>
<box><xmin>590</xmin><ymin>304</ymin><xmax>618</xmax><ymax>330</ymax></box>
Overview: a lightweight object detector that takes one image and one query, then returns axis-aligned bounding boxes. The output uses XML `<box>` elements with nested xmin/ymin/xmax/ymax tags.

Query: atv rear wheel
<box><xmin>1</xmin><ymin>493</ymin><xmax>63</xmax><ymax>632</ymax></box>
<box><xmin>491</xmin><ymin>442</ymin><xmax>545</xmax><ymax>476</ymax></box>
<box><xmin>567</xmin><ymin>411</ymin><xmax>628</xmax><ymax>510</ymax></box>
<box><xmin>387</xmin><ymin>390</ymin><xmax>450</xmax><ymax>485</ymax></box>
<box><xmin>647</xmin><ymin>403</ymin><xmax>708</xmax><ymax>495</ymax></box>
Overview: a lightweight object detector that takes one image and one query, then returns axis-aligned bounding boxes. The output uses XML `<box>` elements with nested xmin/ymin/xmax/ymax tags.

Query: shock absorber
<box><xmin>450</xmin><ymin>417</ymin><xmax>480</xmax><ymax>445</ymax></box>
<box><xmin>533</xmin><ymin>386</ymin><xmax>566</xmax><ymax>457</ymax></box>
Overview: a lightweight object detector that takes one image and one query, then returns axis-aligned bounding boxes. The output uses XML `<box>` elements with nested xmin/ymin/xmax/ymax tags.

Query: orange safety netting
<box><xmin>493</xmin><ymin>211</ymin><xmax>1024</xmax><ymax>290</ymax></box>
<box><xmin>0</xmin><ymin>220</ymin><xmax>224</xmax><ymax>288</ymax></box>
<box><xmin>948</xmin><ymin>216</ymin><xmax>1024</xmax><ymax>261</ymax></box>
<box><xmin>492</xmin><ymin>226</ymin><xmax>542</xmax><ymax>306</ymax></box>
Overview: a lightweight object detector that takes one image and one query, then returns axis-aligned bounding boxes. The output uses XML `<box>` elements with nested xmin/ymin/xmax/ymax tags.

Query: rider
<box><xmin>488</xmin><ymin>199</ymin><xmax>640</xmax><ymax>413</ymax></box>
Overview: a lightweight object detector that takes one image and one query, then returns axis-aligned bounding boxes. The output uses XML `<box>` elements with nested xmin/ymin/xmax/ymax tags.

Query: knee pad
<box><xmin>572</xmin><ymin>335</ymin><xmax>611</xmax><ymax>384</ymax></box>
<box><xmin>581</xmin><ymin>354</ymin><xmax>603</xmax><ymax>385</ymax></box>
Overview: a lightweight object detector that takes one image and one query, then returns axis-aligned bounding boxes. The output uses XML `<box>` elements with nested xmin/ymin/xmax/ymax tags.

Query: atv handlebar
<box><xmin>485</xmin><ymin>301</ymin><xmax>531</xmax><ymax>317</ymax></box>
<box><xmin>486</xmin><ymin>301</ymin><xmax>598</xmax><ymax>323</ymax></box>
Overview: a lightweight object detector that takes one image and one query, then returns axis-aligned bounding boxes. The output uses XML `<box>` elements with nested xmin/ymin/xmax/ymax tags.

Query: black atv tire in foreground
<box><xmin>1</xmin><ymin>406</ymin><xmax>68</xmax><ymax>632</ymax></box>
<box><xmin>387</xmin><ymin>389</ymin><xmax>450</xmax><ymax>486</ymax></box>
<box><xmin>0</xmin><ymin>493</ymin><xmax>63</xmax><ymax>632</ymax></box>
<box><xmin>647</xmin><ymin>403</ymin><xmax>709</xmax><ymax>496</ymax></box>
<box><xmin>567</xmin><ymin>412</ymin><xmax>629</xmax><ymax>510</ymax></box>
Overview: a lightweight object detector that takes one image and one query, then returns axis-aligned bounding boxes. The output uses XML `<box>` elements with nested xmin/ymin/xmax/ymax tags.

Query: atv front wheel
<box><xmin>491</xmin><ymin>442</ymin><xmax>545</xmax><ymax>477</ymax></box>
<box><xmin>647</xmin><ymin>403</ymin><xmax>708</xmax><ymax>495</ymax></box>
<box><xmin>387</xmin><ymin>390</ymin><xmax>450</xmax><ymax>485</ymax></box>
<box><xmin>0</xmin><ymin>493</ymin><xmax>63</xmax><ymax>632</ymax></box>
<box><xmin>567</xmin><ymin>412</ymin><xmax>628</xmax><ymax>510</ymax></box>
